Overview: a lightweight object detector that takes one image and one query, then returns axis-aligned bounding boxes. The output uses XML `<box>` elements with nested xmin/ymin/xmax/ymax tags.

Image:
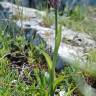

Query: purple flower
<box><xmin>49</xmin><ymin>0</ymin><xmax>60</xmax><ymax>9</ymax></box>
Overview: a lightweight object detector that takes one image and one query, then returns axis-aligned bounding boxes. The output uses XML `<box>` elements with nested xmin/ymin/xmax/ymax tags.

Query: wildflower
<box><xmin>49</xmin><ymin>0</ymin><xmax>60</xmax><ymax>9</ymax></box>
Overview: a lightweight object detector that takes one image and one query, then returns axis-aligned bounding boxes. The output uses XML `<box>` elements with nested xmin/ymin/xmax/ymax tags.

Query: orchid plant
<box><xmin>39</xmin><ymin>0</ymin><xmax>62</xmax><ymax>95</ymax></box>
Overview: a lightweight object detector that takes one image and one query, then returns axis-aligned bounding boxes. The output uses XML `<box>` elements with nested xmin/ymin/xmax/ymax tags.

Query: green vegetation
<box><xmin>59</xmin><ymin>16</ymin><xmax>96</xmax><ymax>39</ymax></box>
<box><xmin>42</xmin><ymin>6</ymin><xmax>96</xmax><ymax>39</ymax></box>
<box><xmin>0</xmin><ymin>1</ymin><xmax>96</xmax><ymax>96</ymax></box>
<box><xmin>0</xmin><ymin>30</ymin><xmax>77</xmax><ymax>96</ymax></box>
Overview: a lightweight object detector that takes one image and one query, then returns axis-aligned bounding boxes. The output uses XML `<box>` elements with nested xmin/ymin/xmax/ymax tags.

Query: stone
<box><xmin>24</xmin><ymin>24</ymin><xmax>33</xmax><ymax>42</ymax></box>
<box><xmin>55</xmin><ymin>56</ymin><xmax>65</xmax><ymax>72</ymax></box>
<box><xmin>11</xmin><ymin>80</ymin><xmax>17</xmax><ymax>85</ymax></box>
<box><xmin>0</xmin><ymin>3</ymin><xmax>12</xmax><ymax>19</ymax></box>
<box><xmin>16</xmin><ymin>20</ymin><xmax>96</xmax><ymax>71</ymax></box>
<box><xmin>59</xmin><ymin>90</ymin><xmax>66</xmax><ymax>96</ymax></box>
<box><xmin>1</xmin><ymin>2</ymin><xmax>96</xmax><ymax>95</ymax></box>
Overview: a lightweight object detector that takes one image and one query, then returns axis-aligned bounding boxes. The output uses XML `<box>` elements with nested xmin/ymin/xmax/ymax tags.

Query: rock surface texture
<box><xmin>1</xmin><ymin>1</ymin><xmax>96</xmax><ymax>69</ymax></box>
<box><xmin>0</xmin><ymin>1</ymin><xmax>96</xmax><ymax>96</ymax></box>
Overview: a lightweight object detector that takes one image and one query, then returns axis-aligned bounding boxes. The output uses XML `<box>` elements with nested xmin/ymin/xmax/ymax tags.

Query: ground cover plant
<box><xmin>42</xmin><ymin>5</ymin><xmax>96</xmax><ymax>40</ymax></box>
<box><xmin>0</xmin><ymin>0</ymin><xmax>96</xmax><ymax>96</ymax></box>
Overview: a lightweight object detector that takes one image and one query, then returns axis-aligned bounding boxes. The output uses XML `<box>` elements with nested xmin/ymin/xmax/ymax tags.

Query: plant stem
<box><xmin>55</xmin><ymin>7</ymin><xmax>58</xmax><ymax>36</ymax></box>
<box><xmin>53</xmin><ymin>5</ymin><xmax>58</xmax><ymax>66</ymax></box>
<box><xmin>50</xmin><ymin>69</ymin><xmax>55</xmax><ymax>96</ymax></box>
<box><xmin>50</xmin><ymin>6</ymin><xmax>58</xmax><ymax>96</ymax></box>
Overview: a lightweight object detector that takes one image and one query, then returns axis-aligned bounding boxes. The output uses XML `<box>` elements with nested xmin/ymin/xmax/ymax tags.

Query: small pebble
<box><xmin>59</xmin><ymin>90</ymin><xmax>66</xmax><ymax>96</ymax></box>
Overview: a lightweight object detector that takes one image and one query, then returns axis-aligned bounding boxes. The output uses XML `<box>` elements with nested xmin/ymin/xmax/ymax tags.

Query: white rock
<box><xmin>59</xmin><ymin>90</ymin><xmax>66</xmax><ymax>96</ymax></box>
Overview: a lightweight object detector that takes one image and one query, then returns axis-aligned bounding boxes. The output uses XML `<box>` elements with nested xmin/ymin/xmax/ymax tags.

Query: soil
<box><xmin>5</xmin><ymin>43</ymin><xmax>48</xmax><ymax>85</ymax></box>
<box><xmin>5</xmin><ymin>43</ymin><xmax>96</xmax><ymax>96</ymax></box>
<box><xmin>85</xmin><ymin>75</ymin><xmax>96</xmax><ymax>89</ymax></box>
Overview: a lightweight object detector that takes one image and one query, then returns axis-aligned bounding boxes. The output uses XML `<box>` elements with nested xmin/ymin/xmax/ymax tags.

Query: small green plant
<box><xmin>84</xmin><ymin>49</ymin><xmax>96</xmax><ymax>76</ymax></box>
<box><xmin>38</xmin><ymin>0</ymin><xmax>62</xmax><ymax>95</ymax></box>
<box><xmin>41</xmin><ymin>13</ymin><xmax>54</xmax><ymax>27</ymax></box>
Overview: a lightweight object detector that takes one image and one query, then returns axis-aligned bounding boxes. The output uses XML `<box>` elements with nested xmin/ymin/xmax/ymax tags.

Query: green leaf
<box><xmin>55</xmin><ymin>24</ymin><xmax>62</xmax><ymax>51</ymax></box>
<box><xmin>53</xmin><ymin>25</ymin><xmax>62</xmax><ymax>66</ymax></box>
<box><xmin>53</xmin><ymin>75</ymin><xmax>65</xmax><ymax>92</ymax></box>
<box><xmin>41</xmin><ymin>50</ymin><xmax>53</xmax><ymax>71</ymax></box>
<box><xmin>66</xmin><ymin>85</ymin><xmax>76</xmax><ymax>96</ymax></box>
